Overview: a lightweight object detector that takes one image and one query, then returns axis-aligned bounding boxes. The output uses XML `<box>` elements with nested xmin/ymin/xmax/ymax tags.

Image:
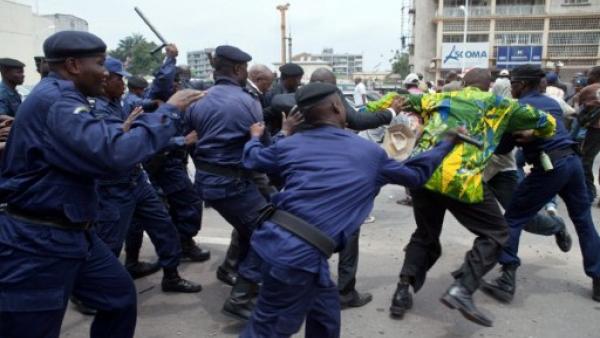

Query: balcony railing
<box><xmin>439</xmin><ymin>6</ymin><xmax>492</xmax><ymax>17</ymax></box>
<box><xmin>495</xmin><ymin>5</ymin><xmax>545</xmax><ymax>15</ymax></box>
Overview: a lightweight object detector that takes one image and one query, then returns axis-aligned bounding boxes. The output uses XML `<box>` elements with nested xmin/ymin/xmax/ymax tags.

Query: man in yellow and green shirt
<box><xmin>388</xmin><ymin>68</ymin><xmax>556</xmax><ymax>327</ymax></box>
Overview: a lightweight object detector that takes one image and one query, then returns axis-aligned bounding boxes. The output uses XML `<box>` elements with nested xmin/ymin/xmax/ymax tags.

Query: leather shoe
<box><xmin>125</xmin><ymin>261</ymin><xmax>161</xmax><ymax>280</ymax></box>
<box><xmin>553</xmin><ymin>219</ymin><xmax>572</xmax><ymax>253</ymax></box>
<box><xmin>593</xmin><ymin>277</ymin><xmax>600</xmax><ymax>302</ymax></box>
<box><xmin>222</xmin><ymin>298</ymin><xmax>253</xmax><ymax>321</ymax></box>
<box><xmin>389</xmin><ymin>282</ymin><xmax>413</xmax><ymax>318</ymax></box>
<box><xmin>181</xmin><ymin>237</ymin><xmax>211</xmax><ymax>262</ymax></box>
<box><xmin>70</xmin><ymin>296</ymin><xmax>97</xmax><ymax>316</ymax></box>
<box><xmin>161</xmin><ymin>276</ymin><xmax>202</xmax><ymax>293</ymax></box>
<box><xmin>340</xmin><ymin>290</ymin><xmax>373</xmax><ymax>309</ymax></box>
<box><xmin>440</xmin><ymin>282</ymin><xmax>493</xmax><ymax>327</ymax></box>
<box><xmin>480</xmin><ymin>265</ymin><xmax>517</xmax><ymax>303</ymax></box>
<box><xmin>217</xmin><ymin>266</ymin><xmax>238</xmax><ymax>286</ymax></box>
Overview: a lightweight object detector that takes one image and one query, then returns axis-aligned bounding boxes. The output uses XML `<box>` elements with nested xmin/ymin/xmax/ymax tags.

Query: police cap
<box><xmin>104</xmin><ymin>57</ymin><xmax>131</xmax><ymax>78</ymax></box>
<box><xmin>43</xmin><ymin>31</ymin><xmax>107</xmax><ymax>62</ymax></box>
<box><xmin>511</xmin><ymin>64</ymin><xmax>545</xmax><ymax>81</ymax></box>
<box><xmin>127</xmin><ymin>76</ymin><xmax>149</xmax><ymax>89</ymax></box>
<box><xmin>295</xmin><ymin>82</ymin><xmax>338</xmax><ymax>110</ymax></box>
<box><xmin>214</xmin><ymin>45</ymin><xmax>252</xmax><ymax>63</ymax></box>
<box><xmin>279</xmin><ymin>63</ymin><xmax>304</xmax><ymax>78</ymax></box>
<box><xmin>0</xmin><ymin>58</ymin><xmax>25</xmax><ymax>69</ymax></box>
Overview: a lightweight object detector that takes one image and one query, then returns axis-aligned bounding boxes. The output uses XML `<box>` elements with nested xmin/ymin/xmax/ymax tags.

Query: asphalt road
<box><xmin>61</xmin><ymin>184</ymin><xmax>600</xmax><ymax>338</ymax></box>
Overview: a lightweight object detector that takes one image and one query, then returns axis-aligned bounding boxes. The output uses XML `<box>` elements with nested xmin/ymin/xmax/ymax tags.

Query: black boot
<box><xmin>70</xmin><ymin>296</ymin><xmax>97</xmax><ymax>316</ymax></box>
<box><xmin>180</xmin><ymin>236</ymin><xmax>211</xmax><ymax>262</ymax></box>
<box><xmin>222</xmin><ymin>276</ymin><xmax>257</xmax><ymax>321</ymax></box>
<box><xmin>480</xmin><ymin>265</ymin><xmax>517</xmax><ymax>303</ymax></box>
<box><xmin>593</xmin><ymin>277</ymin><xmax>600</xmax><ymax>302</ymax></box>
<box><xmin>125</xmin><ymin>252</ymin><xmax>161</xmax><ymax>280</ymax></box>
<box><xmin>340</xmin><ymin>290</ymin><xmax>373</xmax><ymax>309</ymax></box>
<box><xmin>440</xmin><ymin>282</ymin><xmax>493</xmax><ymax>327</ymax></box>
<box><xmin>553</xmin><ymin>217</ymin><xmax>572</xmax><ymax>253</ymax></box>
<box><xmin>217</xmin><ymin>231</ymin><xmax>240</xmax><ymax>286</ymax></box>
<box><xmin>161</xmin><ymin>267</ymin><xmax>202</xmax><ymax>293</ymax></box>
<box><xmin>389</xmin><ymin>281</ymin><xmax>413</xmax><ymax>318</ymax></box>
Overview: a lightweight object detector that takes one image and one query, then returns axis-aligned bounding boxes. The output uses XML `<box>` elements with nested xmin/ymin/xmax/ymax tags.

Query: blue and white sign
<box><xmin>497</xmin><ymin>45</ymin><xmax>543</xmax><ymax>69</ymax></box>
<box><xmin>441</xmin><ymin>42</ymin><xmax>490</xmax><ymax>70</ymax></box>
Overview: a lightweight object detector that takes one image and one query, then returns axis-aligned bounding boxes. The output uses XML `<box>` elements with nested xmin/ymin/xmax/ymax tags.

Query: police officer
<box><xmin>0</xmin><ymin>31</ymin><xmax>202</xmax><ymax>338</ymax></box>
<box><xmin>482</xmin><ymin>65</ymin><xmax>600</xmax><ymax>303</ymax></box>
<box><xmin>122</xmin><ymin>75</ymin><xmax>158</xmax><ymax>115</ymax></box>
<box><xmin>187</xmin><ymin>45</ymin><xmax>270</xmax><ymax>320</ymax></box>
<box><xmin>264</xmin><ymin>62</ymin><xmax>304</xmax><ymax>134</ymax></box>
<box><xmin>0</xmin><ymin>58</ymin><xmax>25</xmax><ymax>116</ymax></box>
<box><xmin>34</xmin><ymin>56</ymin><xmax>50</xmax><ymax>79</ymax></box>
<box><xmin>239</xmin><ymin>82</ymin><xmax>456</xmax><ymax>338</ymax></box>
<box><xmin>93</xmin><ymin>57</ymin><xmax>202</xmax><ymax>293</ymax></box>
<box><xmin>125</xmin><ymin>44</ymin><xmax>211</xmax><ymax>266</ymax></box>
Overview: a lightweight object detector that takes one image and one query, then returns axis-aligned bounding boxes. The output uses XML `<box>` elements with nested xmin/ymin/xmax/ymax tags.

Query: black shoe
<box><xmin>480</xmin><ymin>265</ymin><xmax>517</xmax><ymax>303</ymax></box>
<box><xmin>161</xmin><ymin>275</ymin><xmax>203</xmax><ymax>293</ymax></box>
<box><xmin>440</xmin><ymin>283</ymin><xmax>493</xmax><ymax>327</ymax></box>
<box><xmin>181</xmin><ymin>237</ymin><xmax>211</xmax><ymax>262</ymax></box>
<box><xmin>217</xmin><ymin>266</ymin><xmax>238</xmax><ymax>286</ymax></box>
<box><xmin>389</xmin><ymin>283</ymin><xmax>413</xmax><ymax>318</ymax></box>
<box><xmin>70</xmin><ymin>296</ymin><xmax>97</xmax><ymax>316</ymax></box>
<box><xmin>125</xmin><ymin>261</ymin><xmax>161</xmax><ymax>280</ymax></box>
<box><xmin>593</xmin><ymin>278</ymin><xmax>600</xmax><ymax>302</ymax></box>
<box><xmin>222</xmin><ymin>298</ymin><xmax>253</xmax><ymax>321</ymax></box>
<box><xmin>340</xmin><ymin>290</ymin><xmax>373</xmax><ymax>309</ymax></box>
<box><xmin>553</xmin><ymin>219</ymin><xmax>572</xmax><ymax>253</ymax></box>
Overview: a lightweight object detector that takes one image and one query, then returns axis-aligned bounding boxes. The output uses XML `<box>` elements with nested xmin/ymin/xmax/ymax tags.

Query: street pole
<box><xmin>287</xmin><ymin>33</ymin><xmax>293</xmax><ymax>63</ymax></box>
<box><xmin>461</xmin><ymin>0</ymin><xmax>469</xmax><ymax>74</ymax></box>
<box><xmin>276</xmin><ymin>3</ymin><xmax>290</xmax><ymax>65</ymax></box>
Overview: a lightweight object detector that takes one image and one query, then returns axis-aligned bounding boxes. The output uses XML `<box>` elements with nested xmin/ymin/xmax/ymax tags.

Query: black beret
<box><xmin>0</xmin><ymin>58</ymin><xmax>25</xmax><ymax>68</ymax></box>
<box><xmin>127</xmin><ymin>76</ymin><xmax>149</xmax><ymax>89</ymax></box>
<box><xmin>215</xmin><ymin>45</ymin><xmax>251</xmax><ymax>63</ymax></box>
<box><xmin>511</xmin><ymin>64</ymin><xmax>545</xmax><ymax>81</ymax></box>
<box><xmin>271</xmin><ymin>93</ymin><xmax>296</xmax><ymax>113</ymax></box>
<box><xmin>295</xmin><ymin>83</ymin><xmax>338</xmax><ymax>110</ymax></box>
<box><xmin>43</xmin><ymin>31</ymin><xmax>106</xmax><ymax>61</ymax></box>
<box><xmin>279</xmin><ymin>63</ymin><xmax>304</xmax><ymax>77</ymax></box>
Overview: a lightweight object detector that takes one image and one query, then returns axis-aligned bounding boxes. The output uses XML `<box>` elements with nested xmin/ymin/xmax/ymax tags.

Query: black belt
<box><xmin>3</xmin><ymin>205</ymin><xmax>90</xmax><ymax>230</ymax></box>
<box><xmin>195</xmin><ymin>162</ymin><xmax>253</xmax><ymax>180</ymax></box>
<box><xmin>266</xmin><ymin>208</ymin><xmax>337</xmax><ymax>258</ymax></box>
<box><xmin>528</xmin><ymin>146</ymin><xmax>577</xmax><ymax>168</ymax></box>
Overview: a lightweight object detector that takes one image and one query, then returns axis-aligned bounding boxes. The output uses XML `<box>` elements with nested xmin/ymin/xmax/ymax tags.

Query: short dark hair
<box><xmin>213</xmin><ymin>56</ymin><xmax>236</xmax><ymax>75</ymax></box>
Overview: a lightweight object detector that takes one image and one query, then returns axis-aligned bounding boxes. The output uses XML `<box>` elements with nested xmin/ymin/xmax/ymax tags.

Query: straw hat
<box><xmin>382</xmin><ymin>124</ymin><xmax>417</xmax><ymax>161</ymax></box>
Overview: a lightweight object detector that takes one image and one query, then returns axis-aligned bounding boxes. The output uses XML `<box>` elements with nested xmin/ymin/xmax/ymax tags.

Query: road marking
<box><xmin>194</xmin><ymin>236</ymin><xmax>231</xmax><ymax>245</ymax></box>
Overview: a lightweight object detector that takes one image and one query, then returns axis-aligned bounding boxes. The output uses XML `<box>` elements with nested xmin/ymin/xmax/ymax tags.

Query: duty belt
<box><xmin>261</xmin><ymin>206</ymin><xmax>337</xmax><ymax>258</ymax></box>
<box><xmin>2</xmin><ymin>204</ymin><xmax>91</xmax><ymax>230</ymax></box>
<box><xmin>195</xmin><ymin>162</ymin><xmax>253</xmax><ymax>180</ymax></box>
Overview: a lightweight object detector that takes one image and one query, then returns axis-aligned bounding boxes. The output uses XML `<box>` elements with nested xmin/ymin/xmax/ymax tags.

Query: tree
<box><xmin>109</xmin><ymin>34</ymin><xmax>163</xmax><ymax>76</ymax></box>
<box><xmin>390</xmin><ymin>50</ymin><xmax>410</xmax><ymax>78</ymax></box>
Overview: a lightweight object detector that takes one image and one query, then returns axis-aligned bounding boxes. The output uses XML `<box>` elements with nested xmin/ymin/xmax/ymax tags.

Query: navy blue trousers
<box><xmin>241</xmin><ymin>262</ymin><xmax>340</xmax><ymax>338</ymax></box>
<box><xmin>0</xmin><ymin>223</ymin><xmax>137</xmax><ymax>338</ymax></box>
<box><xmin>95</xmin><ymin>174</ymin><xmax>181</xmax><ymax>268</ymax></box>
<box><xmin>500</xmin><ymin>155</ymin><xmax>600</xmax><ymax>278</ymax></box>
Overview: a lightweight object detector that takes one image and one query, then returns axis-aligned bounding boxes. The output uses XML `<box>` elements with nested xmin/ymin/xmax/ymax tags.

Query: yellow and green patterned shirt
<box><xmin>370</xmin><ymin>87</ymin><xmax>556</xmax><ymax>203</ymax></box>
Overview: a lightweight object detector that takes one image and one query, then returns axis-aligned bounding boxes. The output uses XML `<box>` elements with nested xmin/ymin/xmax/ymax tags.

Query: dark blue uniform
<box><xmin>0</xmin><ymin>81</ymin><xmax>21</xmax><ymax>116</ymax></box>
<box><xmin>499</xmin><ymin>90</ymin><xmax>600</xmax><ymax>278</ymax></box>
<box><xmin>188</xmin><ymin>75</ymin><xmax>268</xmax><ymax>265</ymax></box>
<box><xmin>238</xmin><ymin>127</ymin><xmax>453</xmax><ymax>338</ymax></box>
<box><xmin>0</xmin><ymin>72</ymin><xmax>180</xmax><ymax>338</ymax></box>
<box><xmin>125</xmin><ymin>56</ymin><xmax>204</xmax><ymax>255</ymax></box>
<box><xmin>122</xmin><ymin>91</ymin><xmax>155</xmax><ymax>116</ymax></box>
<box><xmin>92</xmin><ymin>97</ymin><xmax>182</xmax><ymax>268</ymax></box>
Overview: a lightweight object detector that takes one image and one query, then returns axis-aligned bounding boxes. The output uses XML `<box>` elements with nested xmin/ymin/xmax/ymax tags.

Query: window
<box><xmin>443</xmin><ymin>20</ymin><xmax>490</xmax><ymax>32</ymax></box>
<box><xmin>550</xmin><ymin>18</ymin><xmax>600</xmax><ymax>30</ymax></box>
<box><xmin>495</xmin><ymin>33</ymin><xmax>543</xmax><ymax>45</ymax></box>
<box><xmin>495</xmin><ymin>19</ymin><xmax>544</xmax><ymax>32</ymax></box>
<box><xmin>548</xmin><ymin>32</ymin><xmax>600</xmax><ymax>45</ymax></box>
<box><xmin>443</xmin><ymin>34</ymin><xmax>489</xmax><ymax>42</ymax></box>
<box><xmin>562</xmin><ymin>0</ymin><xmax>590</xmax><ymax>5</ymax></box>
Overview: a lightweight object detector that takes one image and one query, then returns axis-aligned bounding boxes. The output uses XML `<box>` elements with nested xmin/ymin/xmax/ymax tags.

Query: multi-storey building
<box><xmin>283</xmin><ymin>48</ymin><xmax>363</xmax><ymax>80</ymax></box>
<box><xmin>187</xmin><ymin>48</ymin><xmax>215</xmax><ymax>80</ymax></box>
<box><xmin>409</xmin><ymin>0</ymin><xmax>600</xmax><ymax>80</ymax></box>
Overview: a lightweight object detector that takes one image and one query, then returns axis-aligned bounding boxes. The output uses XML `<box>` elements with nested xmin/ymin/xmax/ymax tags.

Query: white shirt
<box><xmin>353</xmin><ymin>82</ymin><xmax>367</xmax><ymax>106</ymax></box>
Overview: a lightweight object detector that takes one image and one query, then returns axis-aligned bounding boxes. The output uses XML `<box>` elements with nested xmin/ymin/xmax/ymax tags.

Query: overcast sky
<box><xmin>17</xmin><ymin>0</ymin><xmax>405</xmax><ymax>71</ymax></box>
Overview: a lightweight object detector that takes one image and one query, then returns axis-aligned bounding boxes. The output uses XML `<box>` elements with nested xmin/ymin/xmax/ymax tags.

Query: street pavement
<box><xmin>61</xmin><ymin>184</ymin><xmax>600</xmax><ymax>338</ymax></box>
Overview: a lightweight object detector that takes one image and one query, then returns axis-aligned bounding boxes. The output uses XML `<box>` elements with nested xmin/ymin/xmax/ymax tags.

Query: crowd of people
<box><xmin>1</xmin><ymin>29</ymin><xmax>600</xmax><ymax>338</ymax></box>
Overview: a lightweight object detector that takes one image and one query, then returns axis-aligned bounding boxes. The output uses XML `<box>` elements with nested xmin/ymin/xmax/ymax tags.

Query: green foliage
<box><xmin>109</xmin><ymin>34</ymin><xmax>162</xmax><ymax>76</ymax></box>
<box><xmin>390</xmin><ymin>50</ymin><xmax>410</xmax><ymax>78</ymax></box>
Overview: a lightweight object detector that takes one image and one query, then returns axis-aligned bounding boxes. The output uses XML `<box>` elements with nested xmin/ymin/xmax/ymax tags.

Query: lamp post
<box><xmin>276</xmin><ymin>3</ymin><xmax>290</xmax><ymax>65</ymax></box>
<box><xmin>459</xmin><ymin>1</ymin><xmax>469</xmax><ymax>74</ymax></box>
